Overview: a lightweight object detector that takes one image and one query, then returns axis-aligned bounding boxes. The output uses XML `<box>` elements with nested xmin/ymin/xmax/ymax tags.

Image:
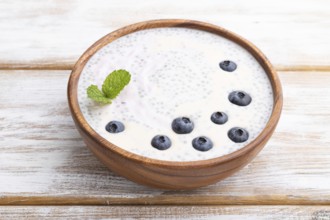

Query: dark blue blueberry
<box><xmin>171</xmin><ymin>117</ymin><xmax>194</xmax><ymax>134</ymax></box>
<box><xmin>151</xmin><ymin>135</ymin><xmax>172</xmax><ymax>150</ymax></box>
<box><xmin>228</xmin><ymin>90</ymin><xmax>252</xmax><ymax>106</ymax></box>
<box><xmin>219</xmin><ymin>60</ymin><xmax>237</xmax><ymax>72</ymax></box>
<box><xmin>228</xmin><ymin>127</ymin><xmax>249</xmax><ymax>143</ymax></box>
<box><xmin>211</xmin><ymin>111</ymin><xmax>228</xmax><ymax>125</ymax></box>
<box><xmin>105</xmin><ymin>121</ymin><xmax>125</xmax><ymax>133</ymax></box>
<box><xmin>192</xmin><ymin>136</ymin><xmax>213</xmax><ymax>152</ymax></box>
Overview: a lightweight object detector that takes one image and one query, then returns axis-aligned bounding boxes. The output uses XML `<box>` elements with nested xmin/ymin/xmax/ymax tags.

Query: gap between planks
<box><xmin>1</xmin><ymin>64</ymin><xmax>330</xmax><ymax>72</ymax></box>
<box><xmin>1</xmin><ymin>195</ymin><xmax>330</xmax><ymax>206</ymax></box>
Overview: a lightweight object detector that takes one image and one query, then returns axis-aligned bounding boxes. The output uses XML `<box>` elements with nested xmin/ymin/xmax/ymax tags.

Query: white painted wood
<box><xmin>0</xmin><ymin>70</ymin><xmax>329</xmax><ymax>205</ymax></box>
<box><xmin>1</xmin><ymin>206</ymin><xmax>330</xmax><ymax>219</ymax></box>
<box><xmin>0</xmin><ymin>0</ymin><xmax>330</xmax><ymax>69</ymax></box>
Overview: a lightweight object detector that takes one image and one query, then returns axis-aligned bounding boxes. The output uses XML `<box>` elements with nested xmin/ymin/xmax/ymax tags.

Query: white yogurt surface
<box><xmin>77</xmin><ymin>28</ymin><xmax>274</xmax><ymax>161</ymax></box>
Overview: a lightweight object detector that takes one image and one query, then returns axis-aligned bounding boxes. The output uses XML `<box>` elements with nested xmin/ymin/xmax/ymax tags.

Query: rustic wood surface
<box><xmin>0</xmin><ymin>0</ymin><xmax>330</xmax><ymax>70</ymax></box>
<box><xmin>1</xmin><ymin>0</ymin><xmax>330</xmax><ymax>218</ymax></box>
<box><xmin>1</xmin><ymin>71</ymin><xmax>329</xmax><ymax>205</ymax></box>
<box><xmin>1</xmin><ymin>206</ymin><xmax>330</xmax><ymax>219</ymax></box>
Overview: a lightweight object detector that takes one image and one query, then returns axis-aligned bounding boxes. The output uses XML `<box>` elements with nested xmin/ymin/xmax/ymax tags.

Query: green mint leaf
<box><xmin>102</xmin><ymin>69</ymin><xmax>131</xmax><ymax>99</ymax></box>
<box><xmin>87</xmin><ymin>85</ymin><xmax>112</xmax><ymax>104</ymax></box>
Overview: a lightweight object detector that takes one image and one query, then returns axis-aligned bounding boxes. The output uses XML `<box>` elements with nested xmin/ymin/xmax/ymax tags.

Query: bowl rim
<box><xmin>68</xmin><ymin>19</ymin><xmax>283</xmax><ymax>168</ymax></box>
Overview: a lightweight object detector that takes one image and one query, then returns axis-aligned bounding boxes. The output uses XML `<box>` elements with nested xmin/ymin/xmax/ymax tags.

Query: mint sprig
<box><xmin>87</xmin><ymin>85</ymin><xmax>112</xmax><ymax>104</ymax></box>
<box><xmin>87</xmin><ymin>69</ymin><xmax>131</xmax><ymax>104</ymax></box>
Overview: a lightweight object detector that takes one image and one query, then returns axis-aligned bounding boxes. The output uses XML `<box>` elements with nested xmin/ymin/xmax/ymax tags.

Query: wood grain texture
<box><xmin>0</xmin><ymin>70</ymin><xmax>329</xmax><ymax>204</ymax></box>
<box><xmin>0</xmin><ymin>0</ymin><xmax>330</xmax><ymax>70</ymax></box>
<box><xmin>1</xmin><ymin>206</ymin><xmax>330</xmax><ymax>219</ymax></box>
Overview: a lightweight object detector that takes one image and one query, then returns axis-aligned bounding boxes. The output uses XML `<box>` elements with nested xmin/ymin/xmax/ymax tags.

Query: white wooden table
<box><xmin>1</xmin><ymin>0</ymin><xmax>330</xmax><ymax>219</ymax></box>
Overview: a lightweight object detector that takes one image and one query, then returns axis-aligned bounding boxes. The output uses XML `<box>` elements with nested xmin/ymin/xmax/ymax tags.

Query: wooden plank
<box><xmin>0</xmin><ymin>0</ymin><xmax>330</xmax><ymax>70</ymax></box>
<box><xmin>0</xmin><ymin>70</ymin><xmax>330</xmax><ymax>205</ymax></box>
<box><xmin>0</xmin><ymin>206</ymin><xmax>330</xmax><ymax>219</ymax></box>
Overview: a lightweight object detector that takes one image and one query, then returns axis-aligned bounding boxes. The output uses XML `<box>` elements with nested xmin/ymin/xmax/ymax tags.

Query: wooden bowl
<box><xmin>68</xmin><ymin>19</ymin><xmax>283</xmax><ymax>190</ymax></box>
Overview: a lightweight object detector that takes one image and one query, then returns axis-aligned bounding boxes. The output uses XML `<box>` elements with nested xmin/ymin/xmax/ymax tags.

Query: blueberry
<box><xmin>228</xmin><ymin>127</ymin><xmax>249</xmax><ymax>143</ymax></box>
<box><xmin>228</xmin><ymin>90</ymin><xmax>252</xmax><ymax>106</ymax></box>
<box><xmin>151</xmin><ymin>135</ymin><xmax>171</xmax><ymax>150</ymax></box>
<box><xmin>192</xmin><ymin>136</ymin><xmax>213</xmax><ymax>152</ymax></box>
<box><xmin>105</xmin><ymin>121</ymin><xmax>125</xmax><ymax>133</ymax></box>
<box><xmin>211</xmin><ymin>111</ymin><xmax>228</xmax><ymax>125</ymax></box>
<box><xmin>219</xmin><ymin>60</ymin><xmax>237</xmax><ymax>72</ymax></box>
<box><xmin>171</xmin><ymin>117</ymin><xmax>194</xmax><ymax>134</ymax></box>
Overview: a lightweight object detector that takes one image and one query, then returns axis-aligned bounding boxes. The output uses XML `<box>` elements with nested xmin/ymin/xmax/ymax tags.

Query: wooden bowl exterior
<box><xmin>68</xmin><ymin>19</ymin><xmax>283</xmax><ymax>189</ymax></box>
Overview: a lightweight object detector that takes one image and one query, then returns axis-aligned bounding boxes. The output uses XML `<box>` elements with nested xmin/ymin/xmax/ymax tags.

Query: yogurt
<box><xmin>77</xmin><ymin>28</ymin><xmax>274</xmax><ymax>161</ymax></box>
